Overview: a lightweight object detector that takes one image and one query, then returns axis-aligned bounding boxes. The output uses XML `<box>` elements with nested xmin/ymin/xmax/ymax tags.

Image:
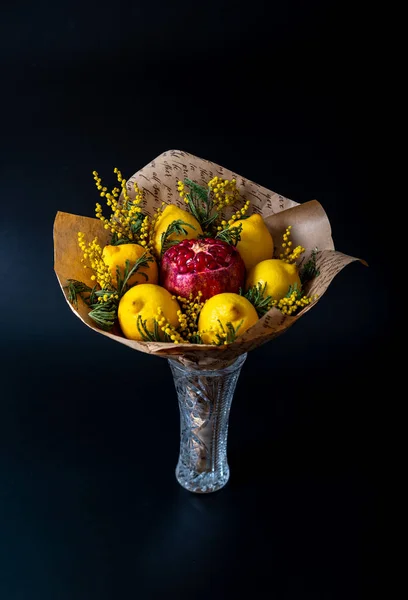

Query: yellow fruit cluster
<box><xmin>70</xmin><ymin>168</ymin><xmax>320</xmax><ymax>345</ymax></box>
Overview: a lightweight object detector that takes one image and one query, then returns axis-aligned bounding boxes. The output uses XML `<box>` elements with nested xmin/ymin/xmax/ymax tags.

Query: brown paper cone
<box><xmin>54</xmin><ymin>149</ymin><xmax>365</xmax><ymax>370</ymax></box>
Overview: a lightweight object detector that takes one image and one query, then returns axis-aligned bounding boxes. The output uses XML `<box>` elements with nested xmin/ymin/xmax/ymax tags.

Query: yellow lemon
<box><xmin>102</xmin><ymin>243</ymin><xmax>158</xmax><ymax>289</ymax></box>
<box><xmin>246</xmin><ymin>259</ymin><xmax>301</xmax><ymax>301</ymax></box>
<box><xmin>118</xmin><ymin>283</ymin><xmax>180</xmax><ymax>341</ymax></box>
<box><xmin>152</xmin><ymin>205</ymin><xmax>203</xmax><ymax>257</ymax></box>
<box><xmin>198</xmin><ymin>293</ymin><xmax>259</xmax><ymax>345</ymax></box>
<box><xmin>230</xmin><ymin>213</ymin><xmax>274</xmax><ymax>271</ymax></box>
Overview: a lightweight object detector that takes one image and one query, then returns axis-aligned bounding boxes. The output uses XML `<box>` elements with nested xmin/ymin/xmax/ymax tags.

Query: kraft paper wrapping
<box><xmin>54</xmin><ymin>149</ymin><xmax>364</xmax><ymax>370</ymax></box>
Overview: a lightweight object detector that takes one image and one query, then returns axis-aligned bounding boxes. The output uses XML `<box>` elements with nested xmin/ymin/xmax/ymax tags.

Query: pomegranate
<box><xmin>160</xmin><ymin>238</ymin><xmax>246</xmax><ymax>301</ymax></box>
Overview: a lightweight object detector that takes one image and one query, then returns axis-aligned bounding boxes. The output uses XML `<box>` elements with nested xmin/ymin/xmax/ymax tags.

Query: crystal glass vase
<box><xmin>168</xmin><ymin>353</ymin><xmax>247</xmax><ymax>493</ymax></box>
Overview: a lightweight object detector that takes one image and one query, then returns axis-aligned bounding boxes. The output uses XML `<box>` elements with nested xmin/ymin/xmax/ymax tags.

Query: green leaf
<box><xmin>65</xmin><ymin>252</ymin><xmax>154</xmax><ymax>334</ymax></box>
<box><xmin>160</xmin><ymin>219</ymin><xmax>196</xmax><ymax>257</ymax></box>
<box><xmin>182</xmin><ymin>178</ymin><xmax>215</xmax><ymax>229</ymax></box>
<box><xmin>88</xmin><ymin>300</ymin><xmax>118</xmax><ymax>331</ymax></box>
<box><xmin>215</xmin><ymin>223</ymin><xmax>243</xmax><ymax>246</ymax></box>
<box><xmin>116</xmin><ymin>253</ymin><xmax>153</xmax><ymax>296</ymax></box>
<box><xmin>214</xmin><ymin>319</ymin><xmax>244</xmax><ymax>345</ymax></box>
<box><xmin>188</xmin><ymin>332</ymin><xmax>203</xmax><ymax>344</ymax></box>
<box><xmin>185</xmin><ymin>196</ymin><xmax>202</xmax><ymax>224</ymax></box>
<box><xmin>300</xmin><ymin>248</ymin><xmax>320</xmax><ymax>285</ymax></box>
<box><xmin>65</xmin><ymin>279</ymin><xmax>93</xmax><ymax>308</ymax></box>
<box><xmin>89</xmin><ymin>285</ymin><xmax>98</xmax><ymax>305</ymax></box>
<box><xmin>109</xmin><ymin>214</ymin><xmax>145</xmax><ymax>245</ymax></box>
<box><xmin>226</xmin><ymin>320</ymin><xmax>243</xmax><ymax>343</ymax></box>
<box><xmin>130</xmin><ymin>213</ymin><xmax>145</xmax><ymax>236</ymax></box>
<box><xmin>244</xmin><ymin>282</ymin><xmax>273</xmax><ymax>317</ymax></box>
<box><xmin>110</xmin><ymin>232</ymin><xmax>132</xmax><ymax>246</ymax></box>
<box><xmin>183</xmin><ymin>179</ymin><xmax>209</xmax><ymax>204</ymax></box>
<box><xmin>137</xmin><ymin>315</ymin><xmax>163</xmax><ymax>342</ymax></box>
<box><xmin>285</xmin><ymin>282</ymin><xmax>303</xmax><ymax>300</ymax></box>
<box><xmin>201</xmin><ymin>211</ymin><xmax>220</xmax><ymax>232</ymax></box>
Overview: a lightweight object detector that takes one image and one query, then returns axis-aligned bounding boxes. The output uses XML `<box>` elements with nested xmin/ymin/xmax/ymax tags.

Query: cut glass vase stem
<box><xmin>168</xmin><ymin>353</ymin><xmax>247</xmax><ymax>494</ymax></box>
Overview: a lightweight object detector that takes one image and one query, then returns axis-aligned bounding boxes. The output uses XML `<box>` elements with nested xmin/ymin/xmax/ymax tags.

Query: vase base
<box><xmin>175</xmin><ymin>464</ymin><xmax>230</xmax><ymax>494</ymax></box>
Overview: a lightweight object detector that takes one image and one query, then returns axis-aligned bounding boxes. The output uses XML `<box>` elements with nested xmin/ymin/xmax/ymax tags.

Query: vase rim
<box><xmin>168</xmin><ymin>352</ymin><xmax>247</xmax><ymax>375</ymax></box>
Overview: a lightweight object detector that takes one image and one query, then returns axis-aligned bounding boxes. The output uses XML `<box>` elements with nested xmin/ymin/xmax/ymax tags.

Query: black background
<box><xmin>1</xmin><ymin>1</ymin><xmax>385</xmax><ymax>598</ymax></box>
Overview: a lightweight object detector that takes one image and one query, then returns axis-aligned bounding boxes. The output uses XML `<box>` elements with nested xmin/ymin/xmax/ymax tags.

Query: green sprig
<box><xmin>109</xmin><ymin>233</ymin><xmax>132</xmax><ymax>245</ymax></box>
<box><xmin>188</xmin><ymin>332</ymin><xmax>203</xmax><ymax>344</ymax></box>
<box><xmin>136</xmin><ymin>315</ymin><xmax>169</xmax><ymax>342</ymax></box>
<box><xmin>285</xmin><ymin>282</ymin><xmax>303</xmax><ymax>299</ymax></box>
<box><xmin>183</xmin><ymin>178</ymin><xmax>214</xmax><ymax>230</ymax></box>
<box><xmin>129</xmin><ymin>212</ymin><xmax>145</xmax><ymax>236</ymax></box>
<box><xmin>242</xmin><ymin>283</ymin><xmax>273</xmax><ymax>317</ymax></box>
<box><xmin>160</xmin><ymin>219</ymin><xmax>196</xmax><ymax>257</ymax></box>
<box><xmin>214</xmin><ymin>319</ymin><xmax>244</xmax><ymax>345</ymax></box>
<box><xmin>88</xmin><ymin>300</ymin><xmax>118</xmax><ymax>331</ymax></box>
<box><xmin>300</xmin><ymin>248</ymin><xmax>320</xmax><ymax>285</ymax></box>
<box><xmin>215</xmin><ymin>222</ymin><xmax>243</xmax><ymax>247</ymax></box>
<box><xmin>66</xmin><ymin>252</ymin><xmax>154</xmax><ymax>332</ymax></box>
<box><xmin>116</xmin><ymin>253</ymin><xmax>153</xmax><ymax>296</ymax></box>
<box><xmin>66</xmin><ymin>280</ymin><xmax>97</xmax><ymax>309</ymax></box>
<box><xmin>66</xmin><ymin>283</ymin><xmax>118</xmax><ymax>331</ymax></box>
<box><xmin>108</xmin><ymin>205</ymin><xmax>146</xmax><ymax>246</ymax></box>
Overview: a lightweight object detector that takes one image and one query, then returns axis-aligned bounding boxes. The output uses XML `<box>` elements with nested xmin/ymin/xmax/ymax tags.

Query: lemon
<box><xmin>246</xmin><ymin>258</ymin><xmax>301</xmax><ymax>301</ymax></box>
<box><xmin>152</xmin><ymin>205</ymin><xmax>203</xmax><ymax>257</ymax></box>
<box><xmin>230</xmin><ymin>213</ymin><xmax>274</xmax><ymax>271</ymax></box>
<box><xmin>102</xmin><ymin>243</ymin><xmax>158</xmax><ymax>289</ymax></box>
<box><xmin>118</xmin><ymin>283</ymin><xmax>180</xmax><ymax>341</ymax></box>
<box><xmin>198</xmin><ymin>293</ymin><xmax>259</xmax><ymax>344</ymax></box>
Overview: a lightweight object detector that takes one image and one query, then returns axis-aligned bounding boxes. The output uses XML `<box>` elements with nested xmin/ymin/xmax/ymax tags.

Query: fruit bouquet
<box><xmin>54</xmin><ymin>150</ymin><xmax>362</xmax><ymax>492</ymax></box>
